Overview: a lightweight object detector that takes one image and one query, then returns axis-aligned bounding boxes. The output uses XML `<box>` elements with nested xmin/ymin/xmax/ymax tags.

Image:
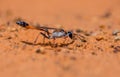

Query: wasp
<box><xmin>16</xmin><ymin>20</ymin><xmax>73</xmax><ymax>45</ymax></box>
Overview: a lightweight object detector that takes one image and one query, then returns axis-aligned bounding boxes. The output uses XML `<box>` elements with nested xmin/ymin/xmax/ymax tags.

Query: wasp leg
<box><xmin>40</xmin><ymin>32</ymin><xmax>51</xmax><ymax>44</ymax></box>
<box><xmin>43</xmin><ymin>35</ymin><xmax>45</xmax><ymax>44</ymax></box>
<box><xmin>63</xmin><ymin>36</ymin><xmax>68</xmax><ymax>44</ymax></box>
<box><xmin>33</xmin><ymin>32</ymin><xmax>41</xmax><ymax>44</ymax></box>
<box><xmin>52</xmin><ymin>38</ymin><xmax>57</xmax><ymax>47</ymax></box>
<box><xmin>42</xmin><ymin>29</ymin><xmax>50</xmax><ymax>44</ymax></box>
<box><xmin>40</xmin><ymin>32</ymin><xmax>50</xmax><ymax>39</ymax></box>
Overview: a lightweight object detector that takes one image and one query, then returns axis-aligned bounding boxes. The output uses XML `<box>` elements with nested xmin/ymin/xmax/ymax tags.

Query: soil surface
<box><xmin>1</xmin><ymin>0</ymin><xmax>120</xmax><ymax>77</ymax></box>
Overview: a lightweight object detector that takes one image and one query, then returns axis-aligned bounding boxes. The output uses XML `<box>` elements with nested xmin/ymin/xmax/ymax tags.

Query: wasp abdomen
<box><xmin>16</xmin><ymin>21</ymin><xmax>29</xmax><ymax>27</ymax></box>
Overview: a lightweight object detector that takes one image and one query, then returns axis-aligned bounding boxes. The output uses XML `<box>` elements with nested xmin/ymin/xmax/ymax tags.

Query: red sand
<box><xmin>1</xmin><ymin>0</ymin><xmax>120</xmax><ymax>77</ymax></box>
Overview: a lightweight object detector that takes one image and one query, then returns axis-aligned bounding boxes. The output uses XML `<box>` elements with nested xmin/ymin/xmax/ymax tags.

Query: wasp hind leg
<box><xmin>52</xmin><ymin>38</ymin><xmax>57</xmax><ymax>47</ymax></box>
<box><xmin>33</xmin><ymin>32</ymin><xmax>41</xmax><ymax>44</ymax></box>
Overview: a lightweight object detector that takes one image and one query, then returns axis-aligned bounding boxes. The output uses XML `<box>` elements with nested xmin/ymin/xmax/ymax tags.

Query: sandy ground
<box><xmin>1</xmin><ymin>0</ymin><xmax>120</xmax><ymax>77</ymax></box>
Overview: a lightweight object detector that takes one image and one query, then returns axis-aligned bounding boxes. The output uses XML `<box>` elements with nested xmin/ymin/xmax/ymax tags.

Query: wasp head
<box><xmin>67</xmin><ymin>31</ymin><xmax>73</xmax><ymax>39</ymax></box>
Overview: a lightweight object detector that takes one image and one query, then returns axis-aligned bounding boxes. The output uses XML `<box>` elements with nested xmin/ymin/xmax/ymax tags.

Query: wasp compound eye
<box><xmin>16</xmin><ymin>21</ymin><xmax>29</xmax><ymax>27</ymax></box>
<box><xmin>67</xmin><ymin>31</ymin><xmax>72</xmax><ymax>39</ymax></box>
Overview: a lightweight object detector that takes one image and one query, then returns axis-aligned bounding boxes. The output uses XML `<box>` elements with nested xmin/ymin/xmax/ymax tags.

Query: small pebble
<box><xmin>95</xmin><ymin>36</ymin><xmax>104</xmax><ymax>41</ymax></box>
<box><xmin>114</xmin><ymin>36</ymin><xmax>120</xmax><ymax>41</ymax></box>
<box><xmin>35</xmin><ymin>47</ymin><xmax>45</xmax><ymax>54</ymax></box>
<box><xmin>36</xmin><ymin>49</ymin><xmax>41</xmax><ymax>53</ymax></box>
<box><xmin>75</xmin><ymin>29</ymin><xmax>83</xmax><ymax>33</ymax></box>
<box><xmin>113</xmin><ymin>46</ymin><xmax>120</xmax><ymax>53</ymax></box>
<box><xmin>11</xmin><ymin>28</ymin><xmax>18</xmax><ymax>32</ymax></box>
<box><xmin>91</xmin><ymin>52</ymin><xmax>97</xmax><ymax>55</ymax></box>
<box><xmin>112</xmin><ymin>30</ymin><xmax>120</xmax><ymax>36</ymax></box>
<box><xmin>7</xmin><ymin>36</ymin><xmax>12</xmax><ymax>39</ymax></box>
<box><xmin>110</xmin><ymin>45</ymin><xmax>114</xmax><ymax>48</ymax></box>
<box><xmin>80</xmin><ymin>39</ymin><xmax>87</xmax><ymax>42</ymax></box>
<box><xmin>99</xmin><ymin>25</ymin><xmax>105</xmax><ymax>29</ymax></box>
<box><xmin>7</xmin><ymin>27</ymin><xmax>18</xmax><ymax>32</ymax></box>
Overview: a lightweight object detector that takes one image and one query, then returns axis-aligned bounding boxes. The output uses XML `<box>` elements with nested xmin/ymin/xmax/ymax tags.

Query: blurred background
<box><xmin>0</xmin><ymin>0</ymin><xmax>120</xmax><ymax>30</ymax></box>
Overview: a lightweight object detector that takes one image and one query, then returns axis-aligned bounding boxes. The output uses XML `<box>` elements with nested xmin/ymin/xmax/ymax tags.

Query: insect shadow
<box><xmin>21</xmin><ymin>40</ymin><xmax>75</xmax><ymax>47</ymax></box>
